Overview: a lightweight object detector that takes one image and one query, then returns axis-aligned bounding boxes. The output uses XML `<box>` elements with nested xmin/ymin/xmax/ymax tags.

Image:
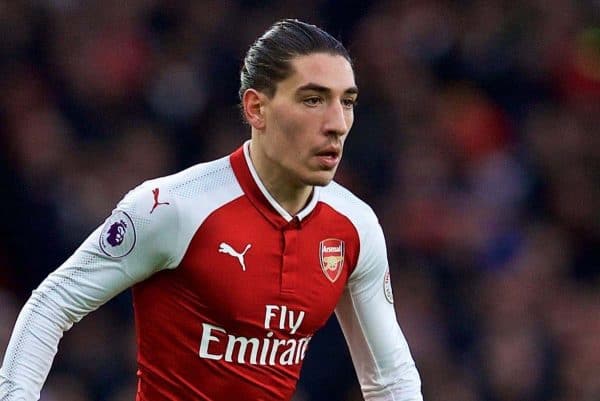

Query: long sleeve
<box><xmin>0</xmin><ymin>182</ymin><xmax>181</xmax><ymax>401</ymax></box>
<box><xmin>335</xmin><ymin>220</ymin><xmax>423</xmax><ymax>401</ymax></box>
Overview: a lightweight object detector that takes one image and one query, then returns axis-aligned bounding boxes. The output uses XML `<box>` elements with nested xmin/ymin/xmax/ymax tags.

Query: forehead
<box><xmin>278</xmin><ymin>53</ymin><xmax>356</xmax><ymax>94</ymax></box>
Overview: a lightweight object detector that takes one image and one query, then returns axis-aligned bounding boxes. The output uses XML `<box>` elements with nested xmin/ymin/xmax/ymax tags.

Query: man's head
<box><xmin>241</xmin><ymin>20</ymin><xmax>358</xmax><ymax>190</ymax></box>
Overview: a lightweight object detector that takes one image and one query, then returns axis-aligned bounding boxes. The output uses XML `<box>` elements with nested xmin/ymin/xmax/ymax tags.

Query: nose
<box><xmin>323</xmin><ymin>101</ymin><xmax>350</xmax><ymax>136</ymax></box>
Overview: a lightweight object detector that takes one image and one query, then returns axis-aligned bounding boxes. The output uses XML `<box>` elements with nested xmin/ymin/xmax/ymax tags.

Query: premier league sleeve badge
<box><xmin>99</xmin><ymin>210</ymin><xmax>136</xmax><ymax>258</ymax></box>
<box><xmin>383</xmin><ymin>270</ymin><xmax>394</xmax><ymax>304</ymax></box>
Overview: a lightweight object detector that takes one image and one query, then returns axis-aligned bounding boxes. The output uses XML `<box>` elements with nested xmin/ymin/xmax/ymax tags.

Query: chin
<box><xmin>305</xmin><ymin>171</ymin><xmax>336</xmax><ymax>187</ymax></box>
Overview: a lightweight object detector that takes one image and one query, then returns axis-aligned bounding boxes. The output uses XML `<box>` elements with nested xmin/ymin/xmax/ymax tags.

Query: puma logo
<box><xmin>218</xmin><ymin>242</ymin><xmax>252</xmax><ymax>271</ymax></box>
<box><xmin>150</xmin><ymin>188</ymin><xmax>170</xmax><ymax>214</ymax></box>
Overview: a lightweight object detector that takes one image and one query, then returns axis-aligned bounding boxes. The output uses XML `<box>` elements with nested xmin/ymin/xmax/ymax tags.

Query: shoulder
<box><xmin>319</xmin><ymin>181</ymin><xmax>379</xmax><ymax>230</ymax></box>
<box><xmin>145</xmin><ymin>154</ymin><xmax>239</xmax><ymax>198</ymax></box>
<box><xmin>121</xmin><ymin>155</ymin><xmax>242</xmax><ymax>207</ymax></box>
<box><xmin>121</xmin><ymin>152</ymin><xmax>244</xmax><ymax>222</ymax></box>
<box><xmin>107</xmin><ymin>155</ymin><xmax>243</xmax><ymax>269</ymax></box>
<box><xmin>321</xmin><ymin>181</ymin><xmax>387</xmax><ymax>282</ymax></box>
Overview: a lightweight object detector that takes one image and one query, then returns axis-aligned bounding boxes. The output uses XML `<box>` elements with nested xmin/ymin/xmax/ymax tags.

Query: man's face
<box><xmin>259</xmin><ymin>53</ymin><xmax>358</xmax><ymax>187</ymax></box>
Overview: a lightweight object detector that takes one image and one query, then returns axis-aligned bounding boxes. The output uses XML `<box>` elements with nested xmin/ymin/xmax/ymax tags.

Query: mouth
<box><xmin>315</xmin><ymin>147</ymin><xmax>341</xmax><ymax>169</ymax></box>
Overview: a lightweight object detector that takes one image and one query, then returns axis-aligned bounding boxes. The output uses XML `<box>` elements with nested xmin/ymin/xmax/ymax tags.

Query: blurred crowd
<box><xmin>0</xmin><ymin>1</ymin><xmax>598</xmax><ymax>400</ymax></box>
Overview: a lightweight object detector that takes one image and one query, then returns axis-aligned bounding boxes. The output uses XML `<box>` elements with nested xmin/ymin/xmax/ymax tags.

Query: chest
<box><xmin>176</xmin><ymin>198</ymin><xmax>359</xmax><ymax>336</ymax></box>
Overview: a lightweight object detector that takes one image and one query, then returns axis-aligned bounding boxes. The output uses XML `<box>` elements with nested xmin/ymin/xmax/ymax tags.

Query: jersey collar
<box><xmin>229</xmin><ymin>141</ymin><xmax>321</xmax><ymax>227</ymax></box>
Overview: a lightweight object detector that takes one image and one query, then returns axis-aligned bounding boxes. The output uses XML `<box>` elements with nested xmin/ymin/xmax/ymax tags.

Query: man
<box><xmin>0</xmin><ymin>19</ymin><xmax>422</xmax><ymax>401</ymax></box>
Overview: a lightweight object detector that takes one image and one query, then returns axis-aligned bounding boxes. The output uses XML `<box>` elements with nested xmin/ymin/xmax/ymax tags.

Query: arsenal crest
<box><xmin>319</xmin><ymin>239</ymin><xmax>345</xmax><ymax>283</ymax></box>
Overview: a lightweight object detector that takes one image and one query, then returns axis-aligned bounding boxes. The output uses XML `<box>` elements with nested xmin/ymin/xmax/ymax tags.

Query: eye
<box><xmin>342</xmin><ymin>97</ymin><xmax>357</xmax><ymax>109</ymax></box>
<box><xmin>303</xmin><ymin>96</ymin><xmax>323</xmax><ymax>107</ymax></box>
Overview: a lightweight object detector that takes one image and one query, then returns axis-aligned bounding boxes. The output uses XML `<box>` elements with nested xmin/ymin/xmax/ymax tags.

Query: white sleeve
<box><xmin>335</xmin><ymin>220</ymin><xmax>423</xmax><ymax>401</ymax></box>
<box><xmin>0</xmin><ymin>183</ymin><xmax>181</xmax><ymax>401</ymax></box>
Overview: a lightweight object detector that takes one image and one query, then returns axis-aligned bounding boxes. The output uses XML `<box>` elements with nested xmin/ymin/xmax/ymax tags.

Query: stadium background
<box><xmin>0</xmin><ymin>1</ymin><xmax>598</xmax><ymax>400</ymax></box>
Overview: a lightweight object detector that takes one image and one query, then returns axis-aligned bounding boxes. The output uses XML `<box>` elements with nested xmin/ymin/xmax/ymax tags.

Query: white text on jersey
<box><xmin>264</xmin><ymin>304</ymin><xmax>305</xmax><ymax>334</ymax></box>
<box><xmin>198</xmin><ymin>304</ymin><xmax>310</xmax><ymax>366</ymax></box>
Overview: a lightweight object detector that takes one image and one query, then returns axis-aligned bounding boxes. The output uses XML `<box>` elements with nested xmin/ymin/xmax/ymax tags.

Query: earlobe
<box><xmin>243</xmin><ymin>89</ymin><xmax>266</xmax><ymax>130</ymax></box>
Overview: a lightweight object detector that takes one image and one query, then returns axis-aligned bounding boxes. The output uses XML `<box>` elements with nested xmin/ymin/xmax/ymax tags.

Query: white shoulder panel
<box><xmin>140</xmin><ymin>154</ymin><xmax>244</xmax><ymax>269</ymax></box>
<box><xmin>319</xmin><ymin>181</ymin><xmax>379</xmax><ymax>282</ymax></box>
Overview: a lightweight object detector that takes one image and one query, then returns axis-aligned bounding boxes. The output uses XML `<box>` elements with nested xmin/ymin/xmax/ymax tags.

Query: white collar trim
<box><xmin>242</xmin><ymin>140</ymin><xmax>320</xmax><ymax>223</ymax></box>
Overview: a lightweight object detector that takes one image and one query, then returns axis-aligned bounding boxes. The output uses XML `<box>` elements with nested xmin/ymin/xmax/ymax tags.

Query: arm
<box><xmin>335</xmin><ymin>220</ymin><xmax>423</xmax><ymax>401</ymax></box>
<box><xmin>0</xmin><ymin>183</ymin><xmax>180</xmax><ymax>401</ymax></box>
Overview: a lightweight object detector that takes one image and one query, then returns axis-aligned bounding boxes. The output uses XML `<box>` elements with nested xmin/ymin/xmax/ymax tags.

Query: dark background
<box><xmin>0</xmin><ymin>1</ymin><xmax>598</xmax><ymax>400</ymax></box>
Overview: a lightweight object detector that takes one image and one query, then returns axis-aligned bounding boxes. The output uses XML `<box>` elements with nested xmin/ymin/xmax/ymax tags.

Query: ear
<box><xmin>242</xmin><ymin>89</ymin><xmax>267</xmax><ymax>130</ymax></box>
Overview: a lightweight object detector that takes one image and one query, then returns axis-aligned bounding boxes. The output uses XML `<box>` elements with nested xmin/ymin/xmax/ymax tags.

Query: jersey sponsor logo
<box><xmin>199</xmin><ymin>324</ymin><xmax>311</xmax><ymax>366</ymax></box>
<box><xmin>384</xmin><ymin>269</ymin><xmax>394</xmax><ymax>304</ymax></box>
<box><xmin>150</xmin><ymin>187</ymin><xmax>170</xmax><ymax>214</ymax></box>
<box><xmin>199</xmin><ymin>305</ymin><xmax>311</xmax><ymax>366</ymax></box>
<box><xmin>319</xmin><ymin>239</ymin><xmax>344</xmax><ymax>283</ymax></box>
<box><xmin>218</xmin><ymin>242</ymin><xmax>251</xmax><ymax>271</ymax></box>
<box><xmin>99</xmin><ymin>211</ymin><xmax>136</xmax><ymax>258</ymax></box>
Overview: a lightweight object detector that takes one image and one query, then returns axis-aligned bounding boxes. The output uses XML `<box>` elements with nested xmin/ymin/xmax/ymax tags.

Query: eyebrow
<box><xmin>296</xmin><ymin>83</ymin><xmax>359</xmax><ymax>96</ymax></box>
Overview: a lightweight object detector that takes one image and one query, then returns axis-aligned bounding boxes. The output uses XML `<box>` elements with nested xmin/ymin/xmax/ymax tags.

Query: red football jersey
<box><xmin>133</xmin><ymin>146</ymin><xmax>360</xmax><ymax>400</ymax></box>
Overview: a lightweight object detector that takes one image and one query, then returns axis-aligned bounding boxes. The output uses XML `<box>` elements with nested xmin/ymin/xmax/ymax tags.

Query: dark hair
<box><xmin>239</xmin><ymin>19</ymin><xmax>352</xmax><ymax>101</ymax></box>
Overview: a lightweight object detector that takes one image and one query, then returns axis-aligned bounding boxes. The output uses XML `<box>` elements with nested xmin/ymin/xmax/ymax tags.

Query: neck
<box><xmin>248</xmin><ymin>140</ymin><xmax>313</xmax><ymax>216</ymax></box>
